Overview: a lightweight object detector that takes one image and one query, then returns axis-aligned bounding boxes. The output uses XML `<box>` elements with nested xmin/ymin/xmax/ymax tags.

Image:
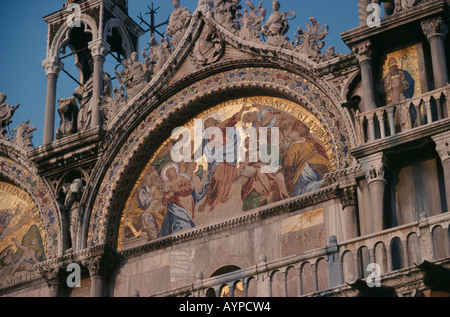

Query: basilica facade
<box><xmin>0</xmin><ymin>0</ymin><xmax>449</xmax><ymax>297</ymax></box>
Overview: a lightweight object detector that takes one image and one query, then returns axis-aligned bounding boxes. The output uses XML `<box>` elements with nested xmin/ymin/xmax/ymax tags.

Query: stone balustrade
<box><xmin>354</xmin><ymin>85</ymin><xmax>450</xmax><ymax>144</ymax></box>
<box><xmin>151</xmin><ymin>211</ymin><xmax>450</xmax><ymax>297</ymax></box>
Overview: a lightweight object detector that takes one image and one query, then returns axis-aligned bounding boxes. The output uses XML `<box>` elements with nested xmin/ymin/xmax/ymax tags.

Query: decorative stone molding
<box><xmin>352</xmin><ymin>40</ymin><xmax>374</xmax><ymax>63</ymax></box>
<box><xmin>421</xmin><ymin>17</ymin><xmax>449</xmax><ymax>40</ymax></box>
<box><xmin>359</xmin><ymin>152</ymin><xmax>390</xmax><ymax>185</ymax></box>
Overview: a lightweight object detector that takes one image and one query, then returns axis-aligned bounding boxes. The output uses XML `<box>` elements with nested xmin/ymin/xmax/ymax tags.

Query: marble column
<box><xmin>432</xmin><ymin>131</ymin><xmax>450</xmax><ymax>211</ymax></box>
<box><xmin>352</xmin><ymin>40</ymin><xmax>377</xmax><ymax>113</ymax></box>
<box><xmin>359</xmin><ymin>152</ymin><xmax>390</xmax><ymax>233</ymax></box>
<box><xmin>339</xmin><ymin>186</ymin><xmax>360</xmax><ymax>241</ymax></box>
<box><xmin>38</xmin><ymin>267</ymin><xmax>61</xmax><ymax>297</ymax></box>
<box><xmin>421</xmin><ymin>17</ymin><xmax>449</xmax><ymax>89</ymax></box>
<box><xmin>87</xmin><ymin>39</ymin><xmax>110</xmax><ymax>129</ymax></box>
<box><xmin>82</xmin><ymin>255</ymin><xmax>105</xmax><ymax>297</ymax></box>
<box><xmin>42</xmin><ymin>57</ymin><xmax>64</xmax><ymax>145</ymax></box>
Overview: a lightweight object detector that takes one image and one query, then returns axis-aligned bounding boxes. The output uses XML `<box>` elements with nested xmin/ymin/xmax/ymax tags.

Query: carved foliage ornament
<box><xmin>421</xmin><ymin>17</ymin><xmax>449</xmax><ymax>40</ymax></box>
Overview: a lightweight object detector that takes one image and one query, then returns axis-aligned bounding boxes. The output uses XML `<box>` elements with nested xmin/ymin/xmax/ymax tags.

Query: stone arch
<box><xmin>285</xmin><ymin>265</ymin><xmax>299</xmax><ymax>297</ymax></box>
<box><xmin>84</xmin><ymin>66</ymin><xmax>357</xmax><ymax>250</ymax></box>
<box><xmin>270</xmin><ymin>269</ymin><xmax>284</xmax><ymax>297</ymax></box>
<box><xmin>341</xmin><ymin>250</ymin><xmax>356</xmax><ymax>284</ymax></box>
<box><xmin>316</xmin><ymin>257</ymin><xmax>328</xmax><ymax>291</ymax></box>
<box><xmin>431</xmin><ymin>225</ymin><xmax>447</xmax><ymax>260</ymax></box>
<box><xmin>48</xmin><ymin>14</ymin><xmax>99</xmax><ymax>59</ymax></box>
<box><xmin>103</xmin><ymin>18</ymin><xmax>135</xmax><ymax>58</ymax></box>
<box><xmin>0</xmin><ymin>143</ymin><xmax>62</xmax><ymax>260</ymax></box>
<box><xmin>373</xmin><ymin>241</ymin><xmax>388</xmax><ymax>274</ymax></box>
<box><xmin>406</xmin><ymin>232</ymin><xmax>421</xmax><ymax>267</ymax></box>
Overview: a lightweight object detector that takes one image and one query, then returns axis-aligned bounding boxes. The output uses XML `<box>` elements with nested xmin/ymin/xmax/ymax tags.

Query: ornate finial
<box><xmin>0</xmin><ymin>92</ymin><xmax>20</xmax><ymax>142</ymax></box>
<box><xmin>11</xmin><ymin>120</ymin><xmax>36</xmax><ymax>149</ymax></box>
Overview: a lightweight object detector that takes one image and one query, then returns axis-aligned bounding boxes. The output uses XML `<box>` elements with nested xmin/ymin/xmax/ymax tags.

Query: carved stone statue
<box><xmin>61</xmin><ymin>178</ymin><xmax>85</xmax><ymax>252</ymax></box>
<box><xmin>167</xmin><ymin>0</ymin><xmax>192</xmax><ymax>49</ymax></box>
<box><xmin>115</xmin><ymin>52</ymin><xmax>153</xmax><ymax>99</ymax></box>
<box><xmin>56</xmin><ymin>97</ymin><xmax>79</xmax><ymax>139</ymax></box>
<box><xmin>73</xmin><ymin>72</ymin><xmax>94</xmax><ymax>132</ymax></box>
<box><xmin>0</xmin><ymin>93</ymin><xmax>19</xmax><ymax>141</ymax></box>
<box><xmin>12</xmin><ymin>120</ymin><xmax>36</xmax><ymax>149</ymax></box>
<box><xmin>261</xmin><ymin>1</ymin><xmax>295</xmax><ymax>47</ymax></box>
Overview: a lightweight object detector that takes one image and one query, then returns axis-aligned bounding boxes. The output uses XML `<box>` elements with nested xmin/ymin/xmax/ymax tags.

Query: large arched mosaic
<box><xmin>86</xmin><ymin>67</ymin><xmax>356</xmax><ymax>248</ymax></box>
<box><xmin>0</xmin><ymin>181</ymin><xmax>46</xmax><ymax>288</ymax></box>
<box><xmin>0</xmin><ymin>154</ymin><xmax>61</xmax><ymax>289</ymax></box>
<box><xmin>118</xmin><ymin>96</ymin><xmax>335</xmax><ymax>250</ymax></box>
<box><xmin>0</xmin><ymin>157</ymin><xmax>61</xmax><ymax>259</ymax></box>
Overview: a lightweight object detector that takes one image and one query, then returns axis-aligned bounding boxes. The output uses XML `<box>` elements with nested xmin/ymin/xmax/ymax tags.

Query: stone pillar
<box><xmin>359</xmin><ymin>152</ymin><xmax>390</xmax><ymax>233</ymax></box>
<box><xmin>352</xmin><ymin>40</ymin><xmax>377</xmax><ymax>112</ymax></box>
<box><xmin>432</xmin><ymin>131</ymin><xmax>450</xmax><ymax>211</ymax></box>
<box><xmin>82</xmin><ymin>255</ymin><xmax>106</xmax><ymax>297</ymax></box>
<box><xmin>42</xmin><ymin>57</ymin><xmax>64</xmax><ymax>145</ymax></box>
<box><xmin>339</xmin><ymin>186</ymin><xmax>360</xmax><ymax>241</ymax></box>
<box><xmin>421</xmin><ymin>17</ymin><xmax>449</xmax><ymax>89</ymax></box>
<box><xmin>87</xmin><ymin>39</ymin><xmax>110</xmax><ymax>129</ymax></box>
<box><xmin>326</xmin><ymin>235</ymin><xmax>341</xmax><ymax>289</ymax></box>
<box><xmin>38</xmin><ymin>267</ymin><xmax>61</xmax><ymax>297</ymax></box>
<box><xmin>255</xmin><ymin>255</ymin><xmax>270</xmax><ymax>297</ymax></box>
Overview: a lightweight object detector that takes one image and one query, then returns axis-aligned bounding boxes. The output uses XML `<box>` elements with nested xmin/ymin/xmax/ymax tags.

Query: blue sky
<box><xmin>0</xmin><ymin>0</ymin><xmax>359</xmax><ymax>147</ymax></box>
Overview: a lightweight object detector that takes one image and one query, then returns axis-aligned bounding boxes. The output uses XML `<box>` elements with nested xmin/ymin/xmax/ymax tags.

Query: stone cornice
<box><xmin>341</xmin><ymin>0</ymin><xmax>450</xmax><ymax>48</ymax></box>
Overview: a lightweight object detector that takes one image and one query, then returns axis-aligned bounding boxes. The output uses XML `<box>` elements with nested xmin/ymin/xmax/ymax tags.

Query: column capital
<box><xmin>359</xmin><ymin>152</ymin><xmax>390</xmax><ymax>185</ymax></box>
<box><xmin>432</xmin><ymin>131</ymin><xmax>450</xmax><ymax>163</ymax></box>
<box><xmin>338</xmin><ymin>185</ymin><xmax>358</xmax><ymax>208</ymax></box>
<box><xmin>352</xmin><ymin>40</ymin><xmax>374</xmax><ymax>63</ymax></box>
<box><xmin>81</xmin><ymin>250</ymin><xmax>119</xmax><ymax>278</ymax></box>
<box><xmin>37</xmin><ymin>265</ymin><xmax>61</xmax><ymax>288</ymax></box>
<box><xmin>42</xmin><ymin>57</ymin><xmax>64</xmax><ymax>76</ymax></box>
<box><xmin>88</xmin><ymin>39</ymin><xmax>111</xmax><ymax>58</ymax></box>
<box><xmin>421</xmin><ymin>17</ymin><xmax>448</xmax><ymax>40</ymax></box>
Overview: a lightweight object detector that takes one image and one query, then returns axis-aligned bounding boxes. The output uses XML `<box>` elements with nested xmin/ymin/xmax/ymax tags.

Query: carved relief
<box><xmin>191</xmin><ymin>24</ymin><xmax>225</xmax><ymax>67</ymax></box>
<box><xmin>115</xmin><ymin>52</ymin><xmax>153</xmax><ymax>100</ymax></box>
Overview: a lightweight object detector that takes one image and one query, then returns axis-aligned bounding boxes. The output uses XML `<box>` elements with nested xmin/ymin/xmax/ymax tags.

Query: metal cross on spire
<box><xmin>137</xmin><ymin>2</ymin><xmax>170</xmax><ymax>49</ymax></box>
